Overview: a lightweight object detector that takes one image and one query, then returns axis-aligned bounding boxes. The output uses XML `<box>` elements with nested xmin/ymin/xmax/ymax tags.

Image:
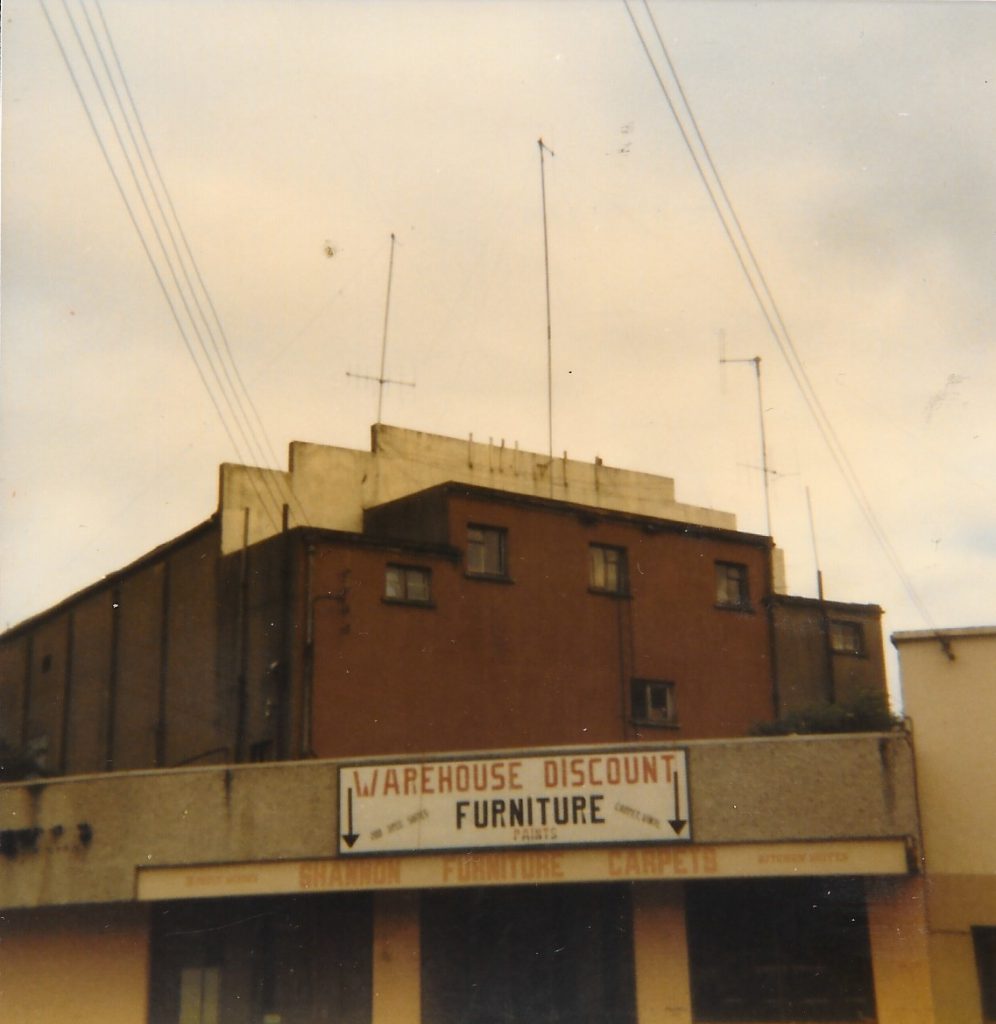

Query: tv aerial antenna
<box><xmin>538</xmin><ymin>138</ymin><xmax>556</xmax><ymax>493</ymax></box>
<box><xmin>347</xmin><ymin>232</ymin><xmax>415</xmax><ymax>430</ymax></box>
<box><xmin>719</xmin><ymin>353</ymin><xmax>773</xmax><ymax>536</ymax></box>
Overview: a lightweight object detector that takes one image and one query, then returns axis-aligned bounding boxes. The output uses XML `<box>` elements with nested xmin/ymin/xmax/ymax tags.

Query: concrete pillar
<box><xmin>928</xmin><ymin>930</ymin><xmax>985</xmax><ymax>1024</ymax></box>
<box><xmin>0</xmin><ymin>904</ymin><xmax>149</xmax><ymax>1024</ymax></box>
<box><xmin>632</xmin><ymin>882</ymin><xmax>692</xmax><ymax>1024</ymax></box>
<box><xmin>372</xmin><ymin>891</ymin><xmax>421</xmax><ymax>1024</ymax></box>
<box><xmin>865</xmin><ymin>876</ymin><xmax>936</xmax><ymax>1024</ymax></box>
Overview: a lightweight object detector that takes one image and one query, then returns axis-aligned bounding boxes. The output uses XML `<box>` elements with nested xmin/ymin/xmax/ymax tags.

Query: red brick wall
<box><xmin>310</xmin><ymin>493</ymin><xmax>775</xmax><ymax>759</ymax></box>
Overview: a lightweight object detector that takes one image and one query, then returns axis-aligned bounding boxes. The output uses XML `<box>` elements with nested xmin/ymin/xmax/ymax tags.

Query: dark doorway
<box><xmin>685</xmin><ymin>877</ymin><xmax>876</xmax><ymax>1022</ymax></box>
<box><xmin>421</xmin><ymin>884</ymin><xmax>636</xmax><ymax>1024</ymax></box>
<box><xmin>148</xmin><ymin>893</ymin><xmax>371</xmax><ymax>1024</ymax></box>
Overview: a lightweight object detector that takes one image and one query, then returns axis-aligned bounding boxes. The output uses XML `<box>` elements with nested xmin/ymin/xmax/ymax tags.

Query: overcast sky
<box><xmin>2</xmin><ymin>0</ymin><xmax>994</xmax><ymax>698</ymax></box>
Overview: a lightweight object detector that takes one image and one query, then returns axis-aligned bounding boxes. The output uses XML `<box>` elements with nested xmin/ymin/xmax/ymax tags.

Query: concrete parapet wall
<box><xmin>0</xmin><ymin>733</ymin><xmax>917</xmax><ymax>909</ymax></box>
<box><xmin>220</xmin><ymin>424</ymin><xmax>738</xmax><ymax>554</ymax></box>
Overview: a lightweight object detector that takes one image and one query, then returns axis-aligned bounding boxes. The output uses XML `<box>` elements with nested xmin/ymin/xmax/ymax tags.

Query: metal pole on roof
<box><xmin>376</xmin><ymin>233</ymin><xmax>396</xmax><ymax>427</ymax></box>
<box><xmin>345</xmin><ymin>233</ymin><xmax>414</xmax><ymax>447</ymax></box>
<box><xmin>720</xmin><ymin>354</ymin><xmax>772</xmax><ymax>536</ymax></box>
<box><xmin>538</xmin><ymin>138</ymin><xmax>556</xmax><ymax>495</ymax></box>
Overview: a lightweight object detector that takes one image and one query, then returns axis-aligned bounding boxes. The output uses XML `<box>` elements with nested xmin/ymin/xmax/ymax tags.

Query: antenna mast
<box><xmin>805</xmin><ymin>485</ymin><xmax>825</xmax><ymax>601</ymax></box>
<box><xmin>720</xmin><ymin>354</ymin><xmax>772</xmax><ymax>536</ymax></box>
<box><xmin>346</xmin><ymin>232</ymin><xmax>414</xmax><ymax>440</ymax></box>
<box><xmin>538</xmin><ymin>138</ymin><xmax>556</xmax><ymax>488</ymax></box>
<box><xmin>376</xmin><ymin>232</ymin><xmax>397</xmax><ymax>426</ymax></box>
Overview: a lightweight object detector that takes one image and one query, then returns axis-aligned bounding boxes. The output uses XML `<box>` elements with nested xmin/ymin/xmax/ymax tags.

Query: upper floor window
<box><xmin>590</xmin><ymin>544</ymin><xmax>628</xmax><ymax>595</ymax></box>
<box><xmin>830</xmin><ymin>620</ymin><xmax>864</xmax><ymax>656</ymax></box>
<box><xmin>466</xmin><ymin>525</ymin><xmax>507</xmax><ymax>578</ymax></box>
<box><xmin>631</xmin><ymin>679</ymin><xmax>677</xmax><ymax>727</ymax></box>
<box><xmin>384</xmin><ymin>564</ymin><xmax>432</xmax><ymax>605</ymax></box>
<box><xmin>715</xmin><ymin>561</ymin><xmax>749</xmax><ymax>610</ymax></box>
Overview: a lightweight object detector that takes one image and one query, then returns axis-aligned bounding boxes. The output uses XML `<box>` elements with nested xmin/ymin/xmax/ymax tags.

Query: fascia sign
<box><xmin>337</xmin><ymin>748</ymin><xmax>690</xmax><ymax>856</ymax></box>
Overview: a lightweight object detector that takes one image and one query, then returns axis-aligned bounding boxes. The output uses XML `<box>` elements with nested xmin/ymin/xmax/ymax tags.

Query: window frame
<box><xmin>686</xmin><ymin>877</ymin><xmax>876</xmax><ymax>1022</ymax></box>
<box><xmin>714</xmin><ymin>560</ymin><xmax>750</xmax><ymax>611</ymax></box>
<box><xmin>829</xmin><ymin>619</ymin><xmax>865</xmax><ymax>656</ymax></box>
<box><xmin>630</xmin><ymin>678</ymin><xmax>678</xmax><ymax>728</ymax></box>
<box><xmin>589</xmin><ymin>543</ymin><xmax>629</xmax><ymax>596</ymax></box>
<box><xmin>465</xmin><ymin>524</ymin><xmax>509</xmax><ymax>580</ymax></box>
<box><xmin>383</xmin><ymin>563</ymin><xmax>433</xmax><ymax>606</ymax></box>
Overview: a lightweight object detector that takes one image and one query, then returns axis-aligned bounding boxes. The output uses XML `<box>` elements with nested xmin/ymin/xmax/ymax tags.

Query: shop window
<box><xmin>590</xmin><ymin>544</ymin><xmax>628</xmax><ymax>594</ymax></box>
<box><xmin>178</xmin><ymin>967</ymin><xmax>220</xmax><ymax>1024</ymax></box>
<box><xmin>686</xmin><ymin>877</ymin><xmax>876</xmax><ymax>1021</ymax></box>
<box><xmin>384</xmin><ymin>564</ymin><xmax>432</xmax><ymax>605</ymax></box>
<box><xmin>422</xmin><ymin>884</ymin><xmax>635</xmax><ymax>1024</ymax></box>
<box><xmin>830</xmin><ymin>619</ymin><xmax>865</xmax><ymax>656</ymax></box>
<box><xmin>715</xmin><ymin>561</ymin><xmax>749</xmax><ymax>610</ymax></box>
<box><xmin>975</xmin><ymin>928</ymin><xmax>996</xmax><ymax>1021</ymax></box>
<box><xmin>149</xmin><ymin>895</ymin><xmax>372</xmax><ymax>1024</ymax></box>
<box><xmin>631</xmin><ymin>679</ymin><xmax>677</xmax><ymax>727</ymax></box>
<box><xmin>466</xmin><ymin>525</ymin><xmax>507</xmax><ymax>577</ymax></box>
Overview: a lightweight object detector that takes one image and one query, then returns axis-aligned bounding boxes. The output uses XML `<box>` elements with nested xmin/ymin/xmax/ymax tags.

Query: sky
<box><xmin>2</xmin><ymin>0</ymin><xmax>994</xmax><ymax>700</ymax></box>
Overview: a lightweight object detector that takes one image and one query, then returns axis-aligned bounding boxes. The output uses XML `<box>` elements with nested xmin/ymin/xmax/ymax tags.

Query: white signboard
<box><xmin>337</xmin><ymin>748</ymin><xmax>690</xmax><ymax>856</ymax></box>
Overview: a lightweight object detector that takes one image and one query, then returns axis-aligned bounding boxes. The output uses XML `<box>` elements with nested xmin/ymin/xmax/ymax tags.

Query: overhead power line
<box><xmin>40</xmin><ymin>0</ymin><xmax>308</xmax><ymax>536</ymax></box>
<box><xmin>624</xmin><ymin>0</ymin><xmax>936</xmax><ymax>629</ymax></box>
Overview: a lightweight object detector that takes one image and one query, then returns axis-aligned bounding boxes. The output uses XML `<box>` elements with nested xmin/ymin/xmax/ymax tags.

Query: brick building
<box><xmin>0</xmin><ymin>425</ymin><xmax>931</xmax><ymax>1024</ymax></box>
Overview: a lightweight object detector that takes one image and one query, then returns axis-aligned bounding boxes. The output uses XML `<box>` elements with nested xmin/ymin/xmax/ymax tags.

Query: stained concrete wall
<box><xmin>0</xmin><ymin>733</ymin><xmax>917</xmax><ymax>910</ymax></box>
<box><xmin>219</xmin><ymin>424</ymin><xmax>741</xmax><ymax>555</ymax></box>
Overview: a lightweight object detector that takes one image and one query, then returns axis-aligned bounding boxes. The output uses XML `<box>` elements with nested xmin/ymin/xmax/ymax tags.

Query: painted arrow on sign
<box><xmin>668</xmin><ymin>771</ymin><xmax>687</xmax><ymax>835</ymax></box>
<box><xmin>341</xmin><ymin>788</ymin><xmax>359</xmax><ymax>849</ymax></box>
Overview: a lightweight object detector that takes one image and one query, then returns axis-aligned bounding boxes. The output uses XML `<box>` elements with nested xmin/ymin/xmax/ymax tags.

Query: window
<box><xmin>715</xmin><ymin>561</ymin><xmax>749</xmax><ymax>609</ymax></box>
<box><xmin>466</xmin><ymin>525</ymin><xmax>507</xmax><ymax>577</ymax></box>
<box><xmin>150</xmin><ymin>896</ymin><xmax>372</xmax><ymax>1024</ymax></box>
<box><xmin>631</xmin><ymin>679</ymin><xmax>676</xmax><ymax>727</ymax></box>
<box><xmin>422</xmin><ymin>885</ymin><xmax>636</xmax><ymax>1024</ymax></box>
<box><xmin>686</xmin><ymin>877</ymin><xmax>876</xmax><ymax>1021</ymax></box>
<box><xmin>384</xmin><ymin>564</ymin><xmax>431</xmax><ymax>604</ymax></box>
<box><xmin>830</xmin><ymin>619</ymin><xmax>865</xmax><ymax>656</ymax></box>
<box><xmin>178</xmin><ymin>966</ymin><xmax>220</xmax><ymax>1024</ymax></box>
<box><xmin>975</xmin><ymin>927</ymin><xmax>996</xmax><ymax>1021</ymax></box>
<box><xmin>590</xmin><ymin>544</ymin><xmax>628</xmax><ymax>594</ymax></box>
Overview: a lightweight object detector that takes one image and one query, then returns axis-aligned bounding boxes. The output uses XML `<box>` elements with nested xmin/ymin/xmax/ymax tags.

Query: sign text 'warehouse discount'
<box><xmin>337</xmin><ymin>749</ymin><xmax>690</xmax><ymax>855</ymax></box>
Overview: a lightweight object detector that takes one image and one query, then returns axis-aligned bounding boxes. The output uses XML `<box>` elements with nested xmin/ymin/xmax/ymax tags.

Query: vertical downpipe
<box><xmin>60</xmin><ymin>611</ymin><xmax>75</xmax><ymax>775</ymax></box>
<box><xmin>234</xmin><ymin>508</ymin><xmax>250</xmax><ymax>763</ymax></box>
<box><xmin>155</xmin><ymin>558</ymin><xmax>172</xmax><ymax>767</ymax></box>
<box><xmin>616</xmin><ymin>598</ymin><xmax>631</xmax><ymax>740</ymax></box>
<box><xmin>302</xmin><ymin>544</ymin><xmax>316</xmax><ymax>758</ymax></box>
<box><xmin>278</xmin><ymin>504</ymin><xmax>292</xmax><ymax>759</ymax></box>
<box><xmin>105</xmin><ymin>586</ymin><xmax>122</xmax><ymax>771</ymax></box>
<box><xmin>21</xmin><ymin>634</ymin><xmax>34</xmax><ymax>750</ymax></box>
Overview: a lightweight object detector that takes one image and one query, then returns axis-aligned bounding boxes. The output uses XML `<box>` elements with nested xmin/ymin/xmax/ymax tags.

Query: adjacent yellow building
<box><xmin>895</xmin><ymin>625</ymin><xmax>996</xmax><ymax>1023</ymax></box>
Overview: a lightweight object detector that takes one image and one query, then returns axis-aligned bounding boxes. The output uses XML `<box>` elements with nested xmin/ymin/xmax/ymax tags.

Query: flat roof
<box><xmin>892</xmin><ymin>625</ymin><xmax>996</xmax><ymax>643</ymax></box>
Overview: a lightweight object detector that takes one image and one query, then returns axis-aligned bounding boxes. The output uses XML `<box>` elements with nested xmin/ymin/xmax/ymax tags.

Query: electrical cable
<box><xmin>90</xmin><ymin>0</ymin><xmax>309</xmax><ymax>528</ymax></box>
<box><xmin>624</xmin><ymin>0</ymin><xmax>936</xmax><ymax>628</ymax></box>
<box><xmin>42</xmin><ymin>0</ymin><xmax>304</xmax><ymax>538</ymax></box>
<box><xmin>69</xmin><ymin>0</ymin><xmax>291</xmax><ymax>530</ymax></box>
